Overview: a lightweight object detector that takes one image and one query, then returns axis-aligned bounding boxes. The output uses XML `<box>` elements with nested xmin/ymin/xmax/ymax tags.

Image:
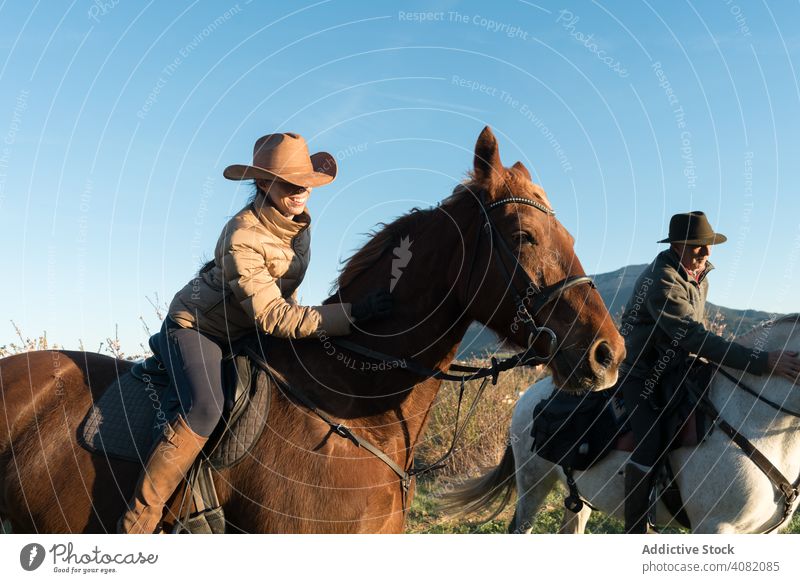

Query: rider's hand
<box><xmin>767</xmin><ymin>350</ymin><xmax>800</xmax><ymax>382</ymax></box>
<box><xmin>351</xmin><ymin>290</ymin><xmax>393</xmax><ymax>323</ymax></box>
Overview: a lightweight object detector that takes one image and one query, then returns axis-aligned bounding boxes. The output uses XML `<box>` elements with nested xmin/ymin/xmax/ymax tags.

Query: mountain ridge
<box><xmin>457</xmin><ymin>263</ymin><xmax>783</xmax><ymax>359</ymax></box>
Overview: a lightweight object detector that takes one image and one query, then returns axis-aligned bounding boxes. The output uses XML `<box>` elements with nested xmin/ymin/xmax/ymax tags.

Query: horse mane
<box><xmin>330</xmin><ymin>207</ymin><xmax>431</xmax><ymax>294</ymax></box>
<box><xmin>327</xmin><ymin>181</ymin><xmax>483</xmax><ymax>297</ymax></box>
<box><xmin>326</xmin><ymin>165</ymin><xmax>540</xmax><ymax>299</ymax></box>
<box><xmin>735</xmin><ymin>313</ymin><xmax>800</xmax><ymax>342</ymax></box>
<box><xmin>766</xmin><ymin>313</ymin><xmax>800</xmax><ymax>327</ymax></box>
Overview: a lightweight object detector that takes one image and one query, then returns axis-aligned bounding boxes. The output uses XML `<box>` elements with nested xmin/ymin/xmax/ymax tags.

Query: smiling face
<box><xmin>671</xmin><ymin>242</ymin><xmax>711</xmax><ymax>274</ymax></box>
<box><xmin>257</xmin><ymin>178</ymin><xmax>311</xmax><ymax>217</ymax></box>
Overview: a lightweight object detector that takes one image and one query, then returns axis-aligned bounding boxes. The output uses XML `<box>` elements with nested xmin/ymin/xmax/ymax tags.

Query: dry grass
<box><xmin>0</xmin><ymin>292</ymin><xmax>170</xmax><ymax>360</ymax></box>
<box><xmin>414</xmin><ymin>359</ymin><xmax>544</xmax><ymax>481</ymax></box>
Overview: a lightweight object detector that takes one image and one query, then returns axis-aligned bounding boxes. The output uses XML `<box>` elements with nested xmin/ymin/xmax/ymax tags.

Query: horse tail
<box><xmin>439</xmin><ymin>443</ymin><xmax>517</xmax><ymax>521</ymax></box>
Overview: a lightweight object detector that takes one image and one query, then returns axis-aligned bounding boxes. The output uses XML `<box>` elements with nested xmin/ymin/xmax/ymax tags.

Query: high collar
<box><xmin>662</xmin><ymin>248</ymin><xmax>714</xmax><ymax>283</ymax></box>
<box><xmin>251</xmin><ymin>193</ymin><xmax>310</xmax><ymax>243</ymax></box>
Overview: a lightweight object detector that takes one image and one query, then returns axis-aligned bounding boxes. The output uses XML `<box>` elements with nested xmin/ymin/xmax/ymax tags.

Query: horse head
<box><xmin>460</xmin><ymin>127</ymin><xmax>624</xmax><ymax>392</ymax></box>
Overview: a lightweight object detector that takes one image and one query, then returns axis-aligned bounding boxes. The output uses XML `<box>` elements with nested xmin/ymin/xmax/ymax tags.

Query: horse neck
<box><xmin>288</xmin><ymin>201</ymin><xmax>478</xmax><ymax>429</ymax></box>
<box><xmin>710</xmin><ymin>323</ymin><xmax>800</xmax><ymax>471</ymax></box>
<box><xmin>712</xmin><ymin>373</ymin><xmax>800</xmax><ymax>430</ymax></box>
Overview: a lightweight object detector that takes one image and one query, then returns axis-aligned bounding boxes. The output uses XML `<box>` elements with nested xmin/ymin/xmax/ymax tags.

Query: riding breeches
<box><xmin>620</xmin><ymin>374</ymin><xmax>667</xmax><ymax>467</ymax></box>
<box><xmin>160</xmin><ymin>317</ymin><xmax>226</xmax><ymax>438</ymax></box>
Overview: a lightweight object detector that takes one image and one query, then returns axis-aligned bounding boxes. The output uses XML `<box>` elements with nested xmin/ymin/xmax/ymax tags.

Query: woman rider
<box><xmin>118</xmin><ymin>132</ymin><xmax>392</xmax><ymax>533</ymax></box>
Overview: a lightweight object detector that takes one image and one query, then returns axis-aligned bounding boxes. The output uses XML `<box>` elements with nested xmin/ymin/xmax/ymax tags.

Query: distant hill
<box><xmin>457</xmin><ymin>263</ymin><xmax>782</xmax><ymax>359</ymax></box>
<box><xmin>456</xmin><ymin>322</ymin><xmax>508</xmax><ymax>360</ymax></box>
<box><xmin>594</xmin><ymin>263</ymin><xmax>781</xmax><ymax>337</ymax></box>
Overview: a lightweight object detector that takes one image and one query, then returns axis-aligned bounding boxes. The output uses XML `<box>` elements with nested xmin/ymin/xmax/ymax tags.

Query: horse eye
<box><xmin>514</xmin><ymin>231</ymin><xmax>536</xmax><ymax>246</ymax></box>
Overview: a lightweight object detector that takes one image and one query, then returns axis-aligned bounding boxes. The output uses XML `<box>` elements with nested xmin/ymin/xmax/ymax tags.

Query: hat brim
<box><xmin>658</xmin><ymin>233</ymin><xmax>727</xmax><ymax>245</ymax></box>
<box><xmin>223</xmin><ymin>151</ymin><xmax>337</xmax><ymax>187</ymax></box>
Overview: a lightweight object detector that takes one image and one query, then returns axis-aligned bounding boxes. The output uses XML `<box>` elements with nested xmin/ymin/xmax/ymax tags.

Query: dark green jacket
<box><xmin>619</xmin><ymin>250</ymin><xmax>768</xmax><ymax>387</ymax></box>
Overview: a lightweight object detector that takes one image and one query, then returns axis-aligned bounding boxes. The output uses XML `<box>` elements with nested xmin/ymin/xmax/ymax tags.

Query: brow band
<box><xmin>486</xmin><ymin>196</ymin><xmax>556</xmax><ymax>216</ymax></box>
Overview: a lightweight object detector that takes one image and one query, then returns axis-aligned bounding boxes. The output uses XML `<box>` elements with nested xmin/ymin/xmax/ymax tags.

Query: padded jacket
<box><xmin>618</xmin><ymin>249</ymin><xmax>768</xmax><ymax>384</ymax></box>
<box><xmin>168</xmin><ymin>193</ymin><xmax>351</xmax><ymax>340</ymax></box>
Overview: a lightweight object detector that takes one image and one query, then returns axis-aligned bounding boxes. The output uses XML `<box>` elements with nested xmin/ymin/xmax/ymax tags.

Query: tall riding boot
<box><xmin>117</xmin><ymin>415</ymin><xmax>208</xmax><ymax>534</ymax></box>
<box><xmin>624</xmin><ymin>463</ymin><xmax>653</xmax><ymax>534</ymax></box>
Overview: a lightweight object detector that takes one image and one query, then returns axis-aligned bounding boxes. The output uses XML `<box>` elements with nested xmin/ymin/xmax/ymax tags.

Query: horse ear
<box><xmin>473</xmin><ymin>126</ymin><xmax>503</xmax><ymax>190</ymax></box>
<box><xmin>512</xmin><ymin>161</ymin><xmax>531</xmax><ymax>180</ymax></box>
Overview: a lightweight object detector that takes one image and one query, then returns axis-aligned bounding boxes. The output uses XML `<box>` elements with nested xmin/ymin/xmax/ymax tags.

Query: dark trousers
<box><xmin>620</xmin><ymin>374</ymin><xmax>666</xmax><ymax>467</ymax></box>
<box><xmin>159</xmin><ymin>317</ymin><xmax>226</xmax><ymax>438</ymax></box>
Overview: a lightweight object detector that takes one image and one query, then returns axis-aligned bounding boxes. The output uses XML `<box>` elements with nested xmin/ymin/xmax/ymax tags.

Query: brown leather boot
<box><xmin>117</xmin><ymin>415</ymin><xmax>208</xmax><ymax>534</ymax></box>
<box><xmin>624</xmin><ymin>463</ymin><xmax>654</xmax><ymax>534</ymax></box>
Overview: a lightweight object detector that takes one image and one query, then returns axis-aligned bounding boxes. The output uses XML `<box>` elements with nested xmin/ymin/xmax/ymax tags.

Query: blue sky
<box><xmin>1</xmin><ymin>0</ymin><xmax>799</xmax><ymax>353</ymax></box>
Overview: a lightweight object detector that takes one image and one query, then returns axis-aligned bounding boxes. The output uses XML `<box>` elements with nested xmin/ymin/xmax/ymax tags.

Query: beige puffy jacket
<box><xmin>168</xmin><ymin>193</ymin><xmax>351</xmax><ymax>340</ymax></box>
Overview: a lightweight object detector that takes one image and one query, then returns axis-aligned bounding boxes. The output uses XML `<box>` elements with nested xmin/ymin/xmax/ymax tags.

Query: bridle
<box><xmin>471</xmin><ymin>192</ymin><xmax>596</xmax><ymax>361</ymax></box>
<box><xmin>258</xmin><ymin>190</ymin><xmax>597</xmax><ymax>515</ymax></box>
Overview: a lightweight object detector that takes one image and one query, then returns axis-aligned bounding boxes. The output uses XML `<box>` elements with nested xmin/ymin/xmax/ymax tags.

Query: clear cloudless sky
<box><xmin>1</xmin><ymin>0</ymin><xmax>798</xmax><ymax>353</ymax></box>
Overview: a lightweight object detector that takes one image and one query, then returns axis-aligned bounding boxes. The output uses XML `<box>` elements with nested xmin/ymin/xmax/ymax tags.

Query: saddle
<box><xmin>531</xmin><ymin>363</ymin><xmax>716</xmax><ymax>528</ymax></box>
<box><xmin>79</xmin><ymin>330</ymin><xmax>274</xmax><ymax>533</ymax></box>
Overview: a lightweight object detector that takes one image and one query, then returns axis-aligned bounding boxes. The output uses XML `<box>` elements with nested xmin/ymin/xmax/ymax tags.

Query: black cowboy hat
<box><xmin>658</xmin><ymin>211</ymin><xmax>727</xmax><ymax>245</ymax></box>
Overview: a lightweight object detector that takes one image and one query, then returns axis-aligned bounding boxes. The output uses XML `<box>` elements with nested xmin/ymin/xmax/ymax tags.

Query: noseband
<box><xmin>469</xmin><ymin>193</ymin><xmax>595</xmax><ymax>361</ymax></box>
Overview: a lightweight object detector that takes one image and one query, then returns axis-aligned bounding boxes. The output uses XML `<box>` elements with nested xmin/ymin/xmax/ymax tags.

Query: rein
<box><xmin>697</xmin><ymin>365</ymin><xmax>800</xmax><ymax>533</ymax></box>
<box><xmin>244</xmin><ymin>343</ymin><xmax>491</xmax><ymax>514</ymax></box>
<box><xmin>715</xmin><ymin>367</ymin><xmax>800</xmax><ymax>418</ymax></box>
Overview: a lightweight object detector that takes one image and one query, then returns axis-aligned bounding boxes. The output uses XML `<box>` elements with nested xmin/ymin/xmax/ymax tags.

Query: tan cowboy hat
<box><xmin>223</xmin><ymin>132</ymin><xmax>337</xmax><ymax>187</ymax></box>
<box><xmin>658</xmin><ymin>211</ymin><xmax>727</xmax><ymax>245</ymax></box>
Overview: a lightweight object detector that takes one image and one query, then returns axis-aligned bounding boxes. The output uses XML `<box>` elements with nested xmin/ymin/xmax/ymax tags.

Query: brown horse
<box><xmin>0</xmin><ymin>127</ymin><xmax>623</xmax><ymax>533</ymax></box>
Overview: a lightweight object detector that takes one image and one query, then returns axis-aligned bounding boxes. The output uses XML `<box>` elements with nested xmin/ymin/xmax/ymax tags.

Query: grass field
<box><xmin>406</xmin><ymin>476</ymin><xmax>625</xmax><ymax>534</ymax></box>
<box><xmin>406</xmin><ymin>476</ymin><xmax>800</xmax><ymax>534</ymax></box>
<box><xmin>406</xmin><ymin>356</ymin><xmax>800</xmax><ymax>534</ymax></box>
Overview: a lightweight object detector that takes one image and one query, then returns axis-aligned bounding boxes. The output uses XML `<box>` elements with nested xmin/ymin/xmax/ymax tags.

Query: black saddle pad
<box><xmin>531</xmin><ymin>389</ymin><xmax>622</xmax><ymax>471</ymax></box>
<box><xmin>531</xmin><ymin>363</ymin><xmax>714</xmax><ymax>473</ymax></box>
<box><xmin>79</xmin><ymin>357</ymin><xmax>271</xmax><ymax>469</ymax></box>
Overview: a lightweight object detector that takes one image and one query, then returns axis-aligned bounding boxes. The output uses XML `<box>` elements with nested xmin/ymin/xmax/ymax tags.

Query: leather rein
<box><xmin>249</xmin><ymin>193</ymin><xmax>596</xmax><ymax>514</ymax></box>
<box><xmin>696</xmin><ymin>365</ymin><xmax>800</xmax><ymax>533</ymax></box>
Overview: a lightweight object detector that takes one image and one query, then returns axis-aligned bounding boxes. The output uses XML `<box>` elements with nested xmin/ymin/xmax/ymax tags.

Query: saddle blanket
<box><xmin>79</xmin><ymin>363</ymin><xmax>271</xmax><ymax>469</ymax></box>
<box><xmin>532</xmin><ymin>388</ymin><xmax>706</xmax><ymax>472</ymax></box>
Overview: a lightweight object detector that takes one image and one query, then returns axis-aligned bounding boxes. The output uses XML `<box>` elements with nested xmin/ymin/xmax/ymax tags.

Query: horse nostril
<box><xmin>592</xmin><ymin>341</ymin><xmax>614</xmax><ymax>370</ymax></box>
